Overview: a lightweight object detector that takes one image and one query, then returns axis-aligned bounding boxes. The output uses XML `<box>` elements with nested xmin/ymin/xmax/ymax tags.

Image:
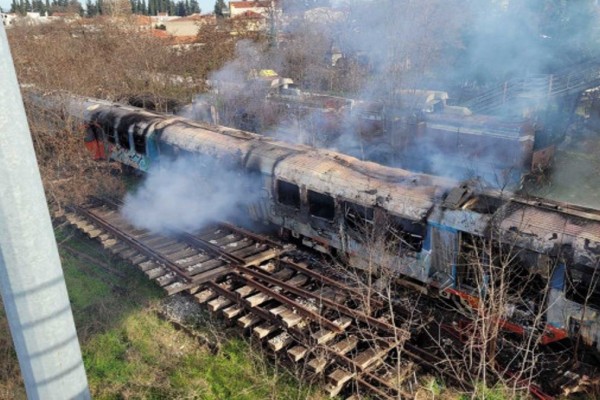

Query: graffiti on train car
<box><xmin>108</xmin><ymin>143</ymin><xmax>150</xmax><ymax>172</ymax></box>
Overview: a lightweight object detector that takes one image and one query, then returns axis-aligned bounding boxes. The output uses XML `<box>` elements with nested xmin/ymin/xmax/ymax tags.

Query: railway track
<box><xmin>67</xmin><ymin>203</ymin><xmax>287</xmax><ymax>295</ymax></box>
<box><xmin>63</xmin><ymin>201</ymin><xmax>472</xmax><ymax>399</ymax></box>
<box><xmin>65</xmin><ymin>200</ymin><xmax>595</xmax><ymax>399</ymax></box>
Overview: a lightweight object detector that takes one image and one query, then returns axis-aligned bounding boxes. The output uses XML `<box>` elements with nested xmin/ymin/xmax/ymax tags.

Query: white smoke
<box><xmin>122</xmin><ymin>155</ymin><xmax>260</xmax><ymax>233</ymax></box>
<box><xmin>180</xmin><ymin>0</ymin><xmax>599</xmax><ymax>192</ymax></box>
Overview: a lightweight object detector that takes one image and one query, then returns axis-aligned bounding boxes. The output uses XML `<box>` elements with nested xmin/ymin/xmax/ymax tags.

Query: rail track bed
<box><xmin>64</xmin><ymin>201</ymin><xmax>591</xmax><ymax>399</ymax></box>
<box><xmin>64</xmin><ymin>202</ymin><xmax>466</xmax><ymax>398</ymax></box>
<box><xmin>66</xmin><ymin>203</ymin><xmax>287</xmax><ymax>295</ymax></box>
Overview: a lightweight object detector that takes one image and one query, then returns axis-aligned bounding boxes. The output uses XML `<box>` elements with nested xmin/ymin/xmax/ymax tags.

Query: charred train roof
<box><xmin>57</xmin><ymin>94</ymin><xmax>452</xmax><ymax>221</ymax></box>
<box><xmin>29</xmin><ymin>92</ymin><xmax>600</xmax><ymax>261</ymax></box>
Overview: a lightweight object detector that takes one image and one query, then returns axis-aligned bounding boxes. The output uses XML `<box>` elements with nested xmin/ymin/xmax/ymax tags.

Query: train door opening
<box><xmin>456</xmin><ymin>232</ymin><xmax>482</xmax><ymax>291</ymax></box>
<box><xmin>385</xmin><ymin>214</ymin><xmax>425</xmax><ymax>255</ymax></box>
<box><xmin>117</xmin><ymin>124</ymin><xmax>130</xmax><ymax>150</ymax></box>
<box><xmin>308</xmin><ymin>190</ymin><xmax>335</xmax><ymax>221</ymax></box>
<box><xmin>104</xmin><ymin>123</ymin><xmax>117</xmax><ymax>144</ymax></box>
<box><xmin>428</xmin><ymin>225</ymin><xmax>458</xmax><ymax>289</ymax></box>
<box><xmin>132</xmin><ymin>125</ymin><xmax>146</xmax><ymax>154</ymax></box>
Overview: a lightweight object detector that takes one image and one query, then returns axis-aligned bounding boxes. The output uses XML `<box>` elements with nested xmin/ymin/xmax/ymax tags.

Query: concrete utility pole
<box><xmin>0</xmin><ymin>23</ymin><xmax>91</xmax><ymax>400</ymax></box>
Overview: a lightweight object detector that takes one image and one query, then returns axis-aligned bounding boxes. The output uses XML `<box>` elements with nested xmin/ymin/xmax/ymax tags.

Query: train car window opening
<box><xmin>344</xmin><ymin>202</ymin><xmax>374</xmax><ymax>231</ymax></box>
<box><xmin>104</xmin><ymin>124</ymin><xmax>117</xmax><ymax>144</ymax></box>
<box><xmin>133</xmin><ymin>126</ymin><xmax>146</xmax><ymax>154</ymax></box>
<box><xmin>569</xmin><ymin>317</ymin><xmax>582</xmax><ymax>336</ymax></box>
<box><xmin>565</xmin><ymin>264</ymin><xmax>600</xmax><ymax>310</ymax></box>
<box><xmin>387</xmin><ymin>216</ymin><xmax>425</xmax><ymax>252</ymax></box>
<box><xmin>501</xmin><ymin>249</ymin><xmax>545</xmax><ymax>298</ymax></box>
<box><xmin>277</xmin><ymin>180</ymin><xmax>300</xmax><ymax>209</ymax></box>
<box><xmin>308</xmin><ymin>190</ymin><xmax>335</xmax><ymax>221</ymax></box>
<box><xmin>117</xmin><ymin>126</ymin><xmax>130</xmax><ymax>149</ymax></box>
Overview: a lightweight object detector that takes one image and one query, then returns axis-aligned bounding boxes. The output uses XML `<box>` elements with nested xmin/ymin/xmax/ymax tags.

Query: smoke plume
<box><xmin>122</xmin><ymin>155</ymin><xmax>260</xmax><ymax>233</ymax></box>
<box><xmin>178</xmin><ymin>1</ymin><xmax>600</xmax><ymax>202</ymax></box>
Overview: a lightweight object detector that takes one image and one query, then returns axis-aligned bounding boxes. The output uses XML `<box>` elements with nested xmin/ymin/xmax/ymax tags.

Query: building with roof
<box><xmin>162</xmin><ymin>13</ymin><xmax>215</xmax><ymax>36</ymax></box>
<box><xmin>229</xmin><ymin>1</ymin><xmax>274</xmax><ymax>18</ymax></box>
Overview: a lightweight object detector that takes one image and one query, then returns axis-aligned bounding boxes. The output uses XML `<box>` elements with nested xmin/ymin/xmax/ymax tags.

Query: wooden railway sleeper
<box><xmin>202</xmin><ymin>281</ymin><xmax>406</xmax><ymax>400</ymax></box>
<box><xmin>219</xmin><ymin>221</ymin><xmax>285</xmax><ymax>249</ymax></box>
<box><xmin>75</xmin><ymin>206</ymin><xmax>195</xmax><ymax>283</ymax></box>
<box><xmin>235</xmin><ymin>266</ymin><xmax>409</xmax><ymax>340</ymax></box>
<box><xmin>320</xmin><ymin>341</ymin><xmax>409</xmax><ymax>399</ymax></box>
<box><xmin>205</xmin><ymin>281</ymin><xmax>316</xmax><ymax>344</ymax></box>
<box><xmin>229</xmin><ymin>271</ymin><xmax>342</xmax><ymax>333</ymax></box>
<box><xmin>281</xmin><ymin>258</ymin><xmax>385</xmax><ymax>310</ymax></box>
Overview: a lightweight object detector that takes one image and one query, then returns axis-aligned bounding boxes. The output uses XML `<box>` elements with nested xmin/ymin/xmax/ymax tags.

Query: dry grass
<box><xmin>25</xmin><ymin>103</ymin><xmax>126</xmax><ymax>211</ymax></box>
<box><xmin>6</xmin><ymin>17</ymin><xmax>261</xmax><ymax>210</ymax></box>
<box><xmin>9</xmin><ymin>19</ymin><xmax>191</xmax><ymax>101</ymax></box>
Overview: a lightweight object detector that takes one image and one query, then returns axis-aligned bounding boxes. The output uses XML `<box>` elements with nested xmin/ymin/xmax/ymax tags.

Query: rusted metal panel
<box><xmin>499</xmin><ymin>205</ymin><xmax>600</xmax><ymax>261</ymax></box>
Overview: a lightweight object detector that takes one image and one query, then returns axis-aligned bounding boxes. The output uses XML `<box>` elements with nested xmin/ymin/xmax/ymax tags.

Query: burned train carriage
<box><xmin>70</xmin><ymin>95</ymin><xmax>600</xmax><ymax>352</ymax></box>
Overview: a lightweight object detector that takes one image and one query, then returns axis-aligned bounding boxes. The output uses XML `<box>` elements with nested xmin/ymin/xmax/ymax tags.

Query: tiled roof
<box><xmin>230</xmin><ymin>1</ymin><xmax>271</xmax><ymax>9</ymax></box>
<box><xmin>234</xmin><ymin>10</ymin><xmax>265</xmax><ymax>19</ymax></box>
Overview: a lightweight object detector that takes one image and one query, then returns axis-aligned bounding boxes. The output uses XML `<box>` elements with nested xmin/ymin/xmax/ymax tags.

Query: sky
<box><xmin>0</xmin><ymin>0</ymin><xmax>218</xmax><ymax>14</ymax></box>
<box><xmin>193</xmin><ymin>0</ymin><xmax>217</xmax><ymax>14</ymax></box>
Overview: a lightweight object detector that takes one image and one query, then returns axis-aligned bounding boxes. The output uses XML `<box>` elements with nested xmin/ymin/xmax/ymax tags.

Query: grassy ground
<box><xmin>0</xmin><ymin>227</ymin><xmax>324</xmax><ymax>400</ymax></box>
<box><xmin>0</xmin><ymin>301</ymin><xmax>24</xmax><ymax>399</ymax></box>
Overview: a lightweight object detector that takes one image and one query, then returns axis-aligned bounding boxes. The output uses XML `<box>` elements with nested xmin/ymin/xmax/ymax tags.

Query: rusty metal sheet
<box><xmin>500</xmin><ymin>205</ymin><xmax>600</xmax><ymax>264</ymax></box>
<box><xmin>501</xmin><ymin>206</ymin><xmax>600</xmax><ymax>242</ymax></box>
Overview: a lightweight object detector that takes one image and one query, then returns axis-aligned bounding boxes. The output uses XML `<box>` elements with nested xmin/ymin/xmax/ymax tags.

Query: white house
<box><xmin>229</xmin><ymin>1</ymin><xmax>274</xmax><ymax>18</ymax></box>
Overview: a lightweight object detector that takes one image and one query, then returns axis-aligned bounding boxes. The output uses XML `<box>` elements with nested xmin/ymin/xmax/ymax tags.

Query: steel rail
<box><xmin>178</xmin><ymin>231</ymin><xmax>409</xmax><ymax>338</ymax></box>
<box><xmin>230</xmin><ymin>271</ymin><xmax>343</xmax><ymax>333</ymax></box>
<box><xmin>218</xmin><ymin>221</ymin><xmax>284</xmax><ymax>249</ymax></box>
<box><xmin>76</xmin><ymin>206</ymin><xmax>194</xmax><ymax>282</ymax></box>
<box><xmin>320</xmin><ymin>341</ymin><xmax>411</xmax><ymax>398</ymax></box>
<box><xmin>280</xmin><ymin>258</ymin><xmax>385</xmax><ymax>309</ymax></box>
<box><xmin>178</xmin><ymin>231</ymin><xmax>247</xmax><ymax>265</ymax></box>
<box><xmin>95</xmin><ymin>195</ymin><xmax>285</xmax><ymax>250</ymax></box>
<box><xmin>206</xmin><ymin>281</ymin><xmax>407</xmax><ymax>399</ymax></box>
<box><xmin>237</xmin><ymin>266</ymin><xmax>410</xmax><ymax>340</ymax></box>
<box><xmin>204</xmin><ymin>281</ymin><xmax>314</xmax><ymax>342</ymax></box>
<box><xmin>403</xmin><ymin>343</ymin><xmax>473</xmax><ymax>391</ymax></box>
